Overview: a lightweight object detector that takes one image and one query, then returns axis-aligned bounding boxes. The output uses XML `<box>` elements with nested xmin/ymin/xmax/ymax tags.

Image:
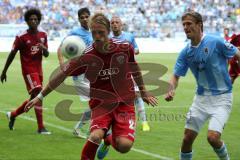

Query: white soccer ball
<box><xmin>60</xmin><ymin>35</ymin><xmax>86</xmax><ymax>59</ymax></box>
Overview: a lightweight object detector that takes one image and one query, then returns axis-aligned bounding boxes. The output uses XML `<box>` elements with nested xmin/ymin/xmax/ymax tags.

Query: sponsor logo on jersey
<box><xmin>204</xmin><ymin>47</ymin><xmax>208</xmax><ymax>54</ymax></box>
<box><xmin>116</xmin><ymin>55</ymin><xmax>125</xmax><ymax>64</ymax></box>
<box><xmin>31</xmin><ymin>45</ymin><xmax>39</xmax><ymax>55</ymax></box>
<box><xmin>98</xmin><ymin>68</ymin><xmax>119</xmax><ymax>76</ymax></box>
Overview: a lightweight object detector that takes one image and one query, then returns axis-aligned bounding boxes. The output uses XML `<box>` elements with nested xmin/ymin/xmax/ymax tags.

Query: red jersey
<box><xmin>64</xmin><ymin>39</ymin><xmax>137</xmax><ymax>109</ymax></box>
<box><xmin>224</xmin><ymin>35</ymin><xmax>231</xmax><ymax>42</ymax></box>
<box><xmin>229</xmin><ymin>34</ymin><xmax>240</xmax><ymax>46</ymax></box>
<box><xmin>12</xmin><ymin>29</ymin><xmax>48</xmax><ymax>75</ymax></box>
<box><xmin>229</xmin><ymin>34</ymin><xmax>240</xmax><ymax>77</ymax></box>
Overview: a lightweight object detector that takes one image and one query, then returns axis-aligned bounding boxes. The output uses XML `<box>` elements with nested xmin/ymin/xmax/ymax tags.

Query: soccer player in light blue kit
<box><xmin>110</xmin><ymin>16</ymin><xmax>150</xmax><ymax>132</ymax></box>
<box><xmin>57</xmin><ymin>7</ymin><xmax>93</xmax><ymax>138</ymax></box>
<box><xmin>165</xmin><ymin>11</ymin><xmax>240</xmax><ymax>160</ymax></box>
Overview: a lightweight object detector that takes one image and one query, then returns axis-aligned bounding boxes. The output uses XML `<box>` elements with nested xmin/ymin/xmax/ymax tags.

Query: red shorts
<box><xmin>23</xmin><ymin>73</ymin><xmax>43</xmax><ymax>94</ymax></box>
<box><xmin>90</xmin><ymin>104</ymin><xmax>136</xmax><ymax>142</ymax></box>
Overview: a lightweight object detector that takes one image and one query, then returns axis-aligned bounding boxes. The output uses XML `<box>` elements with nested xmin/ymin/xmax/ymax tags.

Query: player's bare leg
<box><xmin>208</xmin><ymin>130</ymin><xmax>230</xmax><ymax>160</ymax></box>
<box><xmin>180</xmin><ymin>129</ymin><xmax>198</xmax><ymax>160</ymax></box>
<box><xmin>73</xmin><ymin>109</ymin><xmax>91</xmax><ymax>138</ymax></box>
<box><xmin>114</xmin><ymin>137</ymin><xmax>133</xmax><ymax>153</ymax></box>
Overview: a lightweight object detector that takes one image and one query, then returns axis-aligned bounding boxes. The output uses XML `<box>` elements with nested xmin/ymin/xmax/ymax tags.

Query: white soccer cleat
<box><xmin>72</xmin><ymin>128</ymin><xmax>86</xmax><ymax>139</ymax></box>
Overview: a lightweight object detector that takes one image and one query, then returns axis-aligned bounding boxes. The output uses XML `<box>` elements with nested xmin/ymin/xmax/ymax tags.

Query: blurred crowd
<box><xmin>1</xmin><ymin>0</ymin><xmax>240</xmax><ymax>39</ymax></box>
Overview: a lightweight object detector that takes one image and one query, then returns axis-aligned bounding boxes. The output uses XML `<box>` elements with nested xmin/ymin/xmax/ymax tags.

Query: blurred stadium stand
<box><xmin>0</xmin><ymin>0</ymin><xmax>239</xmax><ymax>53</ymax></box>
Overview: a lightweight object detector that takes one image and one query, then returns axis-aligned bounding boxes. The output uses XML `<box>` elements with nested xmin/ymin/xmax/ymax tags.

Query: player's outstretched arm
<box><xmin>132</xmin><ymin>63</ymin><xmax>158</xmax><ymax>107</ymax></box>
<box><xmin>57</xmin><ymin>46</ymin><xmax>65</xmax><ymax>69</ymax></box>
<box><xmin>140</xmin><ymin>90</ymin><xmax>158</xmax><ymax>107</ymax></box>
<box><xmin>24</xmin><ymin>97</ymin><xmax>41</xmax><ymax>112</ymax></box>
<box><xmin>131</xmin><ymin>34</ymin><xmax>139</xmax><ymax>55</ymax></box>
<box><xmin>0</xmin><ymin>51</ymin><xmax>17</xmax><ymax>83</ymax></box>
<box><xmin>24</xmin><ymin>67</ymin><xmax>68</xmax><ymax>112</ymax></box>
<box><xmin>165</xmin><ymin>74</ymin><xmax>180</xmax><ymax>101</ymax></box>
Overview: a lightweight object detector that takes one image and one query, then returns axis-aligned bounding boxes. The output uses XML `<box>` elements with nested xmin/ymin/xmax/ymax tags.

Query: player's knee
<box><xmin>115</xmin><ymin>143</ymin><xmax>132</xmax><ymax>153</ymax></box>
<box><xmin>115</xmin><ymin>137</ymin><xmax>133</xmax><ymax>153</ymax></box>
<box><xmin>30</xmin><ymin>88</ymin><xmax>42</xmax><ymax>99</ymax></box>
<box><xmin>207</xmin><ymin>132</ymin><xmax>220</xmax><ymax>145</ymax></box>
<box><xmin>88</xmin><ymin>134</ymin><xmax>102</xmax><ymax>144</ymax></box>
<box><xmin>88</xmin><ymin>130</ymin><xmax>105</xmax><ymax>144</ymax></box>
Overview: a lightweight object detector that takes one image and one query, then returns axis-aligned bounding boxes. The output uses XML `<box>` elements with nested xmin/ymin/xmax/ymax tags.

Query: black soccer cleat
<box><xmin>6</xmin><ymin>112</ymin><xmax>15</xmax><ymax>130</ymax></box>
<box><xmin>38</xmin><ymin>128</ymin><xmax>51</xmax><ymax>135</ymax></box>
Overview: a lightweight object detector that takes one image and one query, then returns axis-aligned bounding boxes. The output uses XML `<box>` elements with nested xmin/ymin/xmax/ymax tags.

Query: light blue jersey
<box><xmin>68</xmin><ymin>27</ymin><xmax>93</xmax><ymax>81</ymax></box>
<box><xmin>111</xmin><ymin>31</ymin><xmax>138</xmax><ymax>50</ymax></box>
<box><xmin>68</xmin><ymin>26</ymin><xmax>93</xmax><ymax>46</ymax></box>
<box><xmin>174</xmin><ymin>35</ymin><xmax>238</xmax><ymax>95</ymax></box>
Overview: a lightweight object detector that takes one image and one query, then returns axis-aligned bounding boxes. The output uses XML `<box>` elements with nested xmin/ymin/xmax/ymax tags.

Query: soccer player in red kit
<box><xmin>25</xmin><ymin>13</ymin><xmax>157</xmax><ymax>159</ymax></box>
<box><xmin>228</xmin><ymin>34</ymin><xmax>240</xmax><ymax>83</ymax></box>
<box><xmin>0</xmin><ymin>8</ymin><xmax>51</xmax><ymax>134</ymax></box>
<box><xmin>223</xmin><ymin>27</ymin><xmax>231</xmax><ymax>41</ymax></box>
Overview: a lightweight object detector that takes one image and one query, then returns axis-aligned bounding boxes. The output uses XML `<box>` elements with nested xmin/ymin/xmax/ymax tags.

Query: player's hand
<box><xmin>37</xmin><ymin>43</ymin><xmax>49</xmax><ymax>57</ymax></box>
<box><xmin>134</xmin><ymin>51</ymin><xmax>140</xmax><ymax>55</ymax></box>
<box><xmin>141</xmin><ymin>91</ymin><xmax>158</xmax><ymax>107</ymax></box>
<box><xmin>134</xmin><ymin>49</ymin><xmax>140</xmax><ymax>55</ymax></box>
<box><xmin>37</xmin><ymin>43</ymin><xmax>47</xmax><ymax>50</ymax></box>
<box><xmin>164</xmin><ymin>85</ymin><xmax>175</xmax><ymax>101</ymax></box>
<box><xmin>0</xmin><ymin>72</ymin><xmax>7</xmax><ymax>83</ymax></box>
<box><xmin>24</xmin><ymin>97</ymin><xmax>41</xmax><ymax>112</ymax></box>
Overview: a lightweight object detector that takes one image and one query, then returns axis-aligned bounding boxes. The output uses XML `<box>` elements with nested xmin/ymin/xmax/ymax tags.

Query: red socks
<box><xmin>11</xmin><ymin>99</ymin><xmax>44</xmax><ymax>130</ymax></box>
<box><xmin>34</xmin><ymin>103</ymin><xmax>44</xmax><ymax>130</ymax></box>
<box><xmin>11</xmin><ymin>100</ymin><xmax>29</xmax><ymax>117</ymax></box>
<box><xmin>81</xmin><ymin>140</ymin><xmax>99</xmax><ymax>160</ymax></box>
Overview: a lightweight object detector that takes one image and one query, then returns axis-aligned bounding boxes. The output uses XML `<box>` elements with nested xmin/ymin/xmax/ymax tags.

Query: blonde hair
<box><xmin>89</xmin><ymin>13</ymin><xmax>110</xmax><ymax>32</ymax></box>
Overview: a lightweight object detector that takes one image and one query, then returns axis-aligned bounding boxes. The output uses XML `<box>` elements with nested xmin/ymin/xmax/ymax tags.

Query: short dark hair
<box><xmin>224</xmin><ymin>27</ymin><xmax>229</xmax><ymax>32</ymax></box>
<box><xmin>182</xmin><ymin>11</ymin><xmax>203</xmax><ymax>31</ymax></box>
<box><xmin>24</xmin><ymin>8</ymin><xmax>42</xmax><ymax>23</ymax></box>
<box><xmin>78</xmin><ymin>7</ymin><xmax>90</xmax><ymax>18</ymax></box>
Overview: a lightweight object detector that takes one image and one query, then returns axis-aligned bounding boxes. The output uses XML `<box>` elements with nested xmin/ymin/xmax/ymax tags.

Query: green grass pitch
<box><xmin>0</xmin><ymin>52</ymin><xmax>239</xmax><ymax>160</ymax></box>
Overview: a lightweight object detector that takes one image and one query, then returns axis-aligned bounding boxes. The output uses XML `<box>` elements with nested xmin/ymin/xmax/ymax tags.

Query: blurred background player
<box><xmin>57</xmin><ymin>7</ymin><xmax>93</xmax><ymax>138</ymax></box>
<box><xmin>228</xmin><ymin>34</ymin><xmax>240</xmax><ymax>84</ymax></box>
<box><xmin>24</xmin><ymin>13</ymin><xmax>158</xmax><ymax>160</ymax></box>
<box><xmin>165</xmin><ymin>11</ymin><xmax>240</xmax><ymax>160</ymax></box>
<box><xmin>223</xmin><ymin>27</ymin><xmax>231</xmax><ymax>41</ymax></box>
<box><xmin>223</xmin><ymin>28</ymin><xmax>240</xmax><ymax>83</ymax></box>
<box><xmin>110</xmin><ymin>16</ymin><xmax>150</xmax><ymax>132</ymax></box>
<box><xmin>0</xmin><ymin>8</ymin><xmax>50</xmax><ymax>134</ymax></box>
